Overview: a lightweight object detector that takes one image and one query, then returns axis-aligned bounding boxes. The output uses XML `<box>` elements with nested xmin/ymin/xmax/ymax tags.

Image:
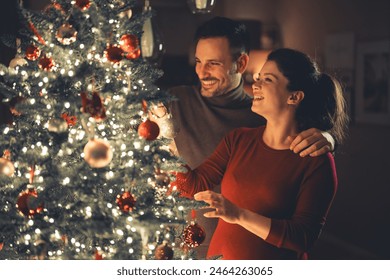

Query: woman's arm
<box><xmin>195</xmin><ymin>153</ymin><xmax>337</xmax><ymax>253</ymax></box>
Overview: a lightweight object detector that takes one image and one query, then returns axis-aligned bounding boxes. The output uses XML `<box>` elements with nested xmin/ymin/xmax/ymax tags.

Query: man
<box><xmin>151</xmin><ymin>17</ymin><xmax>335</xmax><ymax>258</ymax></box>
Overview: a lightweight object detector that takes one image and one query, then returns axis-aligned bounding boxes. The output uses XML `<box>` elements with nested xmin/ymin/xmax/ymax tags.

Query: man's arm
<box><xmin>289</xmin><ymin>128</ymin><xmax>335</xmax><ymax>157</ymax></box>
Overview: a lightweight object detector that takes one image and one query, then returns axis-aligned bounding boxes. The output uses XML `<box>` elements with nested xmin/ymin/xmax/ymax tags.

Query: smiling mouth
<box><xmin>253</xmin><ymin>95</ymin><xmax>264</xmax><ymax>101</ymax></box>
<box><xmin>201</xmin><ymin>80</ymin><xmax>218</xmax><ymax>87</ymax></box>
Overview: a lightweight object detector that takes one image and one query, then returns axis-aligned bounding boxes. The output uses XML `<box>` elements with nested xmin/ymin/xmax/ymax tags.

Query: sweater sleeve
<box><xmin>265</xmin><ymin>153</ymin><xmax>338</xmax><ymax>253</ymax></box>
<box><xmin>174</xmin><ymin>131</ymin><xmax>234</xmax><ymax>198</ymax></box>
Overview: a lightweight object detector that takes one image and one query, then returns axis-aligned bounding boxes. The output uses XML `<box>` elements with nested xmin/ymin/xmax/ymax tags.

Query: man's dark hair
<box><xmin>194</xmin><ymin>17</ymin><xmax>250</xmax><ymax>60</ymax></box>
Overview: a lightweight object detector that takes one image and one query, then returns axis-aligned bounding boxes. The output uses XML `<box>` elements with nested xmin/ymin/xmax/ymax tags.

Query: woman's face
<box><xmin>251</xmin><ymin>60</ymin><xmax>293</xmax><ymax>119</ymax></box>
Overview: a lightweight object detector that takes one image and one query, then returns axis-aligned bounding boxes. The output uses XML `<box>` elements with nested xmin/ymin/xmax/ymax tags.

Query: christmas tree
<box><xmin>0</xmin><ymin>0</ymin><xmax>204</xmax><ymax>260</ymax></box>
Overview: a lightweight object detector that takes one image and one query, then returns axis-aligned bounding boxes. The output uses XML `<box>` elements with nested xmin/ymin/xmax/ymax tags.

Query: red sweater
<box><xmin>177</xmin><ymin>126</ymin><xmax>337</xmax><ymax>259</ymax></box>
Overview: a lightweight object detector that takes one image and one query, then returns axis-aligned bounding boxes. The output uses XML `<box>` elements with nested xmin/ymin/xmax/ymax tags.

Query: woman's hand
<box><xmin>194</xmin><ymin>190</ymin><xmax>241</xmax><ymax>224</ymax></box>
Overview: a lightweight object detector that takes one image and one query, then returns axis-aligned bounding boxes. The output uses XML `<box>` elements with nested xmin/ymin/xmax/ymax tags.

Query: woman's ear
<box><xmin>236</xmin><ymin>53</ymin><xmax>249</xmax><ymax>74</ymax></box>
<box><xmin>287</xmin><ymin>91</ymin><xmax>304</xmax><ymax>105</ymax></box>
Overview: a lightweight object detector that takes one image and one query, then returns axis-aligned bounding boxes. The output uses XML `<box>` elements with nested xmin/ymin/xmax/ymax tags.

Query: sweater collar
<box><xmin>199</xmin><ymin>80</ymin><xmax>252</xmax><ymax>108</ymax></box>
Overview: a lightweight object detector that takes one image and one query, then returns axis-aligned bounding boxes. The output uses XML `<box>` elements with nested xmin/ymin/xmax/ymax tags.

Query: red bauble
<box><xmin>119</xmin><ymin>34</ymin><xmax>139</xmax><ymax>53</ymax></box>
<box><xmin>95</xmin><ymin>250</ymin><xmax>103</xmax><ymax>260</ymax></box>
<box><xmin>83</xmin><ymin>138</ymin><xmax>113</xmax><ymax>168</ymax></box>
<box><xmin>104</xmin><ymin>45</ymin><xmax>124</xmax><ymax>63</ymax></box>
<box><xmin>138</xmin><ymin>119</ymin><xmax>160</xmax><ymax>141</ymax></box>
<box><xmin>116</xmin><ymin>191</ymin><xmax>136</xmax><ymax>213</ymax></box>
<box><xmin>75</xmin><ymin>0</ymin><xmax>91</xmax><ymax>10</ymax></box>
<box><xmin>80</xmin><ymin>91</ymin><xmax>106</xmax><ymax>121</ymax></box>
<box><xmin>155</xmin><ymin>243</ymin><xmax>174</xmax><ymax>260</ymax></box>
<box><xmin>16</xmin><ymin>188</ymin><xmax>44</xmax><ymax>218</ymax></box>
<box><xmin>38</xmin><ymin>55</ymin><xmax>55</xmax><ymax>71</ymax></box>
<box><xmin>0</xmin><ymin>242</ymin><xmax>3</xmax><ymax>251</ymax></box>
<box><xmin>125</xmin><ymin>48</ymin><xmax>141</xmax><ymax>60</ymax></box>
<box><xmin>182</xmin><ymin>221</ymin><xmax>206</xmax><ymax>248</ymax></box>
<box><xmin>25</xmin><ymin>45</ymin><xmax>41</xmax><ymax>61</ymax></box>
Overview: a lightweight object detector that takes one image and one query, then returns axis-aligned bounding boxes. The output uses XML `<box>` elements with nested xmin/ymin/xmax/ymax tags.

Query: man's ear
<box><xmin>236</xmin><ymin>53</ymin><xmax>249</xmax><ymax>74</ymax></box>
<box><xmin>287</xmin><ymin>91</ymin><xmax>304</xmax><ymax>105</ymax></box>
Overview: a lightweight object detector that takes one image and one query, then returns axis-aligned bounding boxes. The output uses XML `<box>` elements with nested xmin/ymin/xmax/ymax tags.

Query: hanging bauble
<box><xmin>9</xmin><ymin>57</ymin><xmax>28</xmax><ymax>70</ymax></box>
<box><xmin>0</xmin><ymin>242</ymin><xmax>3</xmax><ymax>251</ymax></box>
<box><xmin>182</xmin><ymin>221</ymin><xmax>206</xmax><ymax>248</ymax></box>
<box><xmin>16</xmin><ymin>187</ymin><xmax>44</xmax><ymax>218</ymax></box>
<box><xmin>125</xmin><ymin>48</ymin><xmax>141</xmax><ymax>60</ymax></box>
<box><xmin>81</xmin><ymin>91</ymin><xmax>106</xmax><ymax>121</ymax></box>
<box><xmin>0</xmin><ymin>158</ymin><xmax>14</xmax><ymax>177</ymax></box>
<box><xmin>104</xmin><ymin>44</ymin><xmax>124</xmax><ymax>63</ymax></box>
<box><xmin>0</xmin><ymin>150</ymin><xmax>14</xmax><ymax>177</ymax></box>
<box><xmin>116</xmin><ymin>191</ymin><xmax>136</xmax><ymax>213</ymax></box>
<box><xmin>154</xmin><ymin>171</ymin><xmax>170</xmax><ymax>188</ymax></box>
<box><xmin>75</xmin><ymin>0</ymin><xmax>91</xmax><ymax>10</ymax></box>
<box><xmin>119</xmin><ymin>34</ymin><xmax>139</xmax><ymax>53</ymax></box>
<box><xmin>47</xmin><ymin>118</ymin><xmax>68</xmax><ymax>134</ymax></box>
<box><xmin>56</xmin><ymin>23</ymin><xmax>77</xmax><ymax>45</ymax></box>
<box><xmin>95</xmin><ymin>250</ymin><xmax>103</xmax><ymax>260</ymax></box>
<box><xmin>83</xmin><ymin>138</ymin><xmax>113</xmax><ymax>168</ymax></box>
<box><xmin>155</xmin><ymin>242</ymin><xmax>174</xmax><ymax>260</ymax></box>
<box><xmin>138</xmin><ymin>119</ymin><xmax>160</xmax><ymax>141</ymax></box>
<box><xmin>25</xmin><ymin>45</ymin><xmax>41</xmax><ymax>61</ymax></box>
<box><xmin>38</xmin><ymin>55</ymin><xmax>55</xmax><ymax>71</ymax></box>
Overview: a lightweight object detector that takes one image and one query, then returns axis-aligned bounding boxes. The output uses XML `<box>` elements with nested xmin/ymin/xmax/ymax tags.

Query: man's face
<box><xmin>195</xmin><ymin>37</ymin><xmax>241</xmax><ymax>97</ymax></box>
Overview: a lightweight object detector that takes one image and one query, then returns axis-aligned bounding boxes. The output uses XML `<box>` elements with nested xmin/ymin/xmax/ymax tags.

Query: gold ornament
<box><xmin>83</xmin><ymin>138</ymin><xmax>113</xmax><ymax>168</ymax></box>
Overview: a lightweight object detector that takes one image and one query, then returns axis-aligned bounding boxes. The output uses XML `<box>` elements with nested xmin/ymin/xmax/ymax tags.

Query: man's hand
<box><xmin>289</xmin><ymin>128</ymin><xmax>335</xmax><ymax>157</ymax></box>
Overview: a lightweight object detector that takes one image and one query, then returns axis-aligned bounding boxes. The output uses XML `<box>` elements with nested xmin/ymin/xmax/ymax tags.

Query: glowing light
<box><xmin>46</xmin><ymin>104</ymin><xmax>52</xmax><ymax>109</ymax></box>
<box><xmin>38</xmin><ymin>82</ymin><xmax>43</xmax><ymax>87</ymax></box>
<box><xmin>144</xmin><ymin>145</ymin><xmax>150</xmax><ymax>151</ymax></box>
<box><xmin>22</xmin><ymin>147</ymin><xmax>28</xmax><ymax>153</ymax></box>
<box><xmin>80</xmin><ymin>44</ymin><xmax>85</xmax><ymax>49</ymax></box>
<box><xmin>28</xmin><ymin>220</ymin><xmax>34</xmax><ymax>226</ymax></box>
<box><xmin>64</xmin><ymin>102</ymin><xmax>70</xmax><ymax>108</ymax></box>
<box><xmin>24</xmin><ymin>234</ymin><xmax>31</xmax><ymax>241</ymax></box>
<box><xmin>126</xmin><ymin>237</ymin><xmax>133</xmax><ymax>244</ymax></box>
<box><xmin>68</xmin><ymin>70</ymin><xmax>74</xmax><ymax>77</ymax></box>
<box><xmin>30</xmin><ymin>99</ymin><xmax>36</xmax><ymax>105</ymax></box>
<box><xmin>116</xmin><ymin>229</ymin><xmax>124</xmax><ymax>236</ymax></box>
<box><xmin>60</xmin><ymin>69</ymin><xmax>66</xmax><ymax>75</ymax></box>
<box><xmin>43</xmin><ymin>77</ymin><xmax>49</xmax><ymax>83</ymax></box>
<box><xmin>3</xmin><ymin>127</ymin><xmax>10</xmax><ymax>134</ymax></box>
<box><xmin>35</xmin><ymin>228</ymin><xmax>41</xmax><ymax>234</ymax></box>
<box><xmin>129</xmin><ymin>248</ymin><xmax>134</xmax><ymax>254</ymax></box>
<box><xmin>63</xmin><ymin>177</ymin><xmax>70</xmax><ymax>185</ymax></box>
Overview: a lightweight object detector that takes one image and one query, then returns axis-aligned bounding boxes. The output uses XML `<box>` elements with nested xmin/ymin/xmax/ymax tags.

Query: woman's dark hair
<box><xmin>194</xmin><ymin>17</ymin><xmax>250</xmax><ymax>60</ymax></box>
<box><xmin>267</xmin><ymin>48</ymin><xmax>349</xmax><ymax>143</ymax></box>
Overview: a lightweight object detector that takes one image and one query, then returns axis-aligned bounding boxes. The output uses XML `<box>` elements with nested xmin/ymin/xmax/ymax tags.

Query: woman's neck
<box><xmin>262</xmin><ymin>119</ymin><xmax>299</xmax><ymax>150</ymax></box>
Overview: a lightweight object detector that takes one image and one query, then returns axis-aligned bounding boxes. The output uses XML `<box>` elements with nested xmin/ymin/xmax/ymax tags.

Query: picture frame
<box><xmin>355</xmin><ymin>40</ymin><xmax>390</xmax><ymax>125</ymax></box>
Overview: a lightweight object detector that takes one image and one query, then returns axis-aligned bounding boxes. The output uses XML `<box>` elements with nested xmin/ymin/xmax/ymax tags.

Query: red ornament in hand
<box><xmin>155</xmin><ymin>242</ymin><xmax>174</xmax><ymax>260</ymax></box>
<box><xmin>104</xmin><ymin>44</ymin><xmax>124</xmax><ymax>63</ymax></box>
<box><xmin>116</xmin><ymin>191</ymin><xmax>136</xmax><ymax>213</ymax></box>
<box><xmin>182</xmin><ymin>221</ymin><xmax>206</xmax><ymax>248</ymax></box>
<box><xmin>16</xmin><ymin>187</ymin><xmax>44</xmax><ymax>218</ymax></box>
<box><xmin>138</xmin><ymin>119</ymin><xmax>160</xmax><ymax>140</ymax></box>
<box><xmin>25</xmin><ymin>45</ymin><xmax>41</xmax><ymax>61</ymax></box>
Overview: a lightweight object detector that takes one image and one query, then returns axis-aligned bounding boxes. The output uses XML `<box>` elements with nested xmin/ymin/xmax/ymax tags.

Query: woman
<box><xmin>175</xmin><ymin>48</ymin><xmax>348</xmax><ymax>259</ymax></box>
